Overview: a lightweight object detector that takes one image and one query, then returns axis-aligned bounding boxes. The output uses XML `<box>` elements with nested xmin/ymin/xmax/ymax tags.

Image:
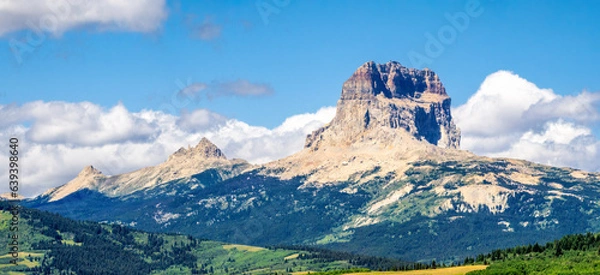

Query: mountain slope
<box><xmin>28</xmin><ymin>61</ymin><xmax>600</xmax><ymax>262</ymax></box>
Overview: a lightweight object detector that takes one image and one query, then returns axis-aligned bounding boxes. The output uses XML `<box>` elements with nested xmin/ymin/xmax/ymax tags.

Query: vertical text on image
<box><xmin>8</xmin><ymin>137</ymin><xmax>20</xmax><ymax>265</ymax></box>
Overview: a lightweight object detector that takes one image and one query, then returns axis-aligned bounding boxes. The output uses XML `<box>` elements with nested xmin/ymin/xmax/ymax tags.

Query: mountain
<box><xmin>261</xmin><ymin>60</ymin><xmax>467</xmax><ymax>185</ymax></box>
<box><xmin>27</xmin><ymin>61</ymin><xmax>600</xmax><ymax>262</ymax></box>
<box><xmin>0</xmin><ymin>202</ymin><xmax>413</xmax><ymax>275</ymax></box>
<box><xmin>40</xmin><ymin>137</ymin><xmax>249</xmax><ymax>202</ymax></box>
<box><xmin>307</xmin><ymin>60</ymin><xmax>460</xmax><ymax>149</ymax></box>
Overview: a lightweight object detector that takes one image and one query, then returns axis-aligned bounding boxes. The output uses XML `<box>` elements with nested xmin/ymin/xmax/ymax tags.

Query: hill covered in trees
<box><xmin>6</xmin><ymin>200</ymin><xmax>600</xmax><ymax>274</ymax></box>
<box><xmin>0</xmin><ymin>201</ymin><xmax>418</xmax><ymax>274</ymax></box>
<box><xmin>466</xmin><ymin>232</ymin><xmax>600</xmax><ymax>274</ymax></box>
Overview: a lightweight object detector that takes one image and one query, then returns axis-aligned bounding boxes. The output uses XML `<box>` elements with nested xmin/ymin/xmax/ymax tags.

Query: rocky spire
<box><xmin>169</xmin><ymin>137</ymin><xmax>227</xmax><ymax>160</ymax></box>
<box><xmin>305</xmin><ymin>61</ymin><xmax>461</xmax><ymax>150</ymax></box>
<box><xmin>78</xmin><ymin>165</ymin><xmax>103</xmax><ymax>177</ymax></box>
<box><xmin>195</xmin><ymin>137</ymin><xmax>227</xmax><ymax>159</ymax></box>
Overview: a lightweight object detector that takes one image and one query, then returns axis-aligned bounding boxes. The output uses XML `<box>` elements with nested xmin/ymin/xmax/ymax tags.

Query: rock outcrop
<box><xmin>169</xmin><ymin>137</ymin><xmax>227</xmax><ymax>161</ymax></box>
<box><xmin>264</xmin><ymin>61</ymin><xmax>466</xmax><ymax>184</ymax></box>
<box><xmin>305</xmin><ymin>61</ymin><xmax>460</xmax><ymax>150</ymax></box>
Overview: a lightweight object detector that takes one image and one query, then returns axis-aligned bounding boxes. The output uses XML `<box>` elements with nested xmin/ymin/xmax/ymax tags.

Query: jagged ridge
<box><xmin>42</xmin><ymin>138</ymin><xmax>249</xmax><ymax>201</ymax></box>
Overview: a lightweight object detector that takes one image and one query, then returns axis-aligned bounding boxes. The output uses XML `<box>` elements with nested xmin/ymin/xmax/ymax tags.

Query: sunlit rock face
<box><xmin>306</xmin><ymin>61</ymin><xmax>461</xmax><ymax>151</ymax></box>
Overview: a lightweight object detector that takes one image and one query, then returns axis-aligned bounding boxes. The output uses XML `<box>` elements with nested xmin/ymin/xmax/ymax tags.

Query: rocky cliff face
<box><xmin>305</xmin><ymin>61</ymin><xmax>460</xmax><ymax>150</ymax></box>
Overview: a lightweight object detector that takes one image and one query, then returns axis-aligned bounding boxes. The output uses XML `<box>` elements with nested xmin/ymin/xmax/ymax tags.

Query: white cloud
<box><xmin>524</xmin><ymin>91</ymin><xmax>600</xmax><ymax>123</ymax></box>
<box><xmin>177</xmin><ymin>109</ymin><xmax>227</xmax><ymax>132</ymax></box>
<box><xmin>0</xmin><ymin>0</ymin><xmax>168</xmax><ymax>37</ymax></box>
<box><xmin>492</xmin><ymin>121</ymin><xmax>598</xmax><ymax>171</ymax></box>
<box><xmin>1</xmin><ymin>101</ymin><xmax>156</xmax><ymax>146</ymax></box>
<box><xmin>520</xmin><ymin>120</ymin><xmax>591</xmax><ymax>145</ymax></box>
<box><xmin>453</xmin><ymin>71</ymin><xmax>558</xmax><ymax>136</ymax></box>
<box><xmin>0</xmin><ymin>102</ymin><xmax>335</xmax><ymax>197</ymax></box>
<box><xmin>454</xmin><ymin>71</ymin><xmax>600</xmax><ymax>172</ymax></box>
<box><xmin>207</xmin><ymin>107</ymin><xmax>336</xmax><ymax>163</ymax></box>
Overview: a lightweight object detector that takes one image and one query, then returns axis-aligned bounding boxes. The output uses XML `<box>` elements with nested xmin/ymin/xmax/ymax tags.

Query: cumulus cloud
<box><xmin>1</xmin><ymin>101</ymin><xmax>156</xmax><ymax>146</ymax></box>
<box><xmin>177</xmin><ymin>109</ymin><xmax>227</xmax><ymax>132</ymax></box>
<box><xmin>0</xmin><ymin>102</ymin><xmax>335</xmax><ymax>197</ymax></box>
<box><xmin>0</xmin><ymin>0</ymin><xmax>168</xmax><ymax>37</ymax></box>
<box><xmin>206</xmin><ymin>107</ymin><xmax>336</xmax><ymax>163</ymax></box>
<box><xmin>454</xmin><ymin>71</ymin><xmax>600</xmax><ymax>172</ymax></box>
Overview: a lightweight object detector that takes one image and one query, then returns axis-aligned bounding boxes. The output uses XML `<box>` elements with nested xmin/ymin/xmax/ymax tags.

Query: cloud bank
<box><xmin>0</xmin><ymin>0</ymin><xmax>168</xmax><ymax>37</ymax></box>
<box><xmin>0</xmin><ymin>103</ymin><xmax>335</xmax><ymax>197</ymax></box>
<box><xmin>454</xmin><ymin>71</ymin><xmax>600</xmax><ymax>172</ymax></box>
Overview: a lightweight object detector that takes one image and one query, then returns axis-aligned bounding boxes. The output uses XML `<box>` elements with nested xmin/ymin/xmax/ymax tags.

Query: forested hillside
<box><xmin>466</xmin><ymin>232</ymin><xmax>600</xmax><ymax>274</ymax></box>
<box><xmin>0</xmin><ymin>202</ymin><xmax>417</xmax><ymax>274</ymax></box>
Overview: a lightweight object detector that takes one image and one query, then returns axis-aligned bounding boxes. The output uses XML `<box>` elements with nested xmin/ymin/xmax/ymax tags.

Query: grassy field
<box><xmin>285</xmin><ymin>253</ymin><xmax>300</xmax><ymax>260</ymax></box>
<box><xmin>0</xmin><ymin>251</ymin><xmax>44</xmax><ymax>269</ymax></box>
<box><xmin>222</xmin><ymin>244</ymin><xmax>266</xmax><ymax>252</ymax></box>
<box><xmin>61</xmin><ymin>239</ymin><xmax>82</xmax><ymax>246</ymax></box>
<box><xmin>341</xmin><ymin>265</ymin><xmax>488</xmax><ymax>275</ymax></box>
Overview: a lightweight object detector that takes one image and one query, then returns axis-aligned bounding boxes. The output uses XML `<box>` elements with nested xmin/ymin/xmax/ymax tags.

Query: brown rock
<box><xmin>306</xmin><ymin>61</ymin><xmax>461</xmax><ymax>150</ymax></box>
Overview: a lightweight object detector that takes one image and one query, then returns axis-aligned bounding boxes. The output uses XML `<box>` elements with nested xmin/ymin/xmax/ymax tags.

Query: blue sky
<box><xmin>1</xmin><ymin>0</ymin><xmax>599</xmax><ymax>127</ymax></box>
<box><xmin>0</xmin><ymin>0</ymin><xmax>599</xmax><ymax>196</ymax></box>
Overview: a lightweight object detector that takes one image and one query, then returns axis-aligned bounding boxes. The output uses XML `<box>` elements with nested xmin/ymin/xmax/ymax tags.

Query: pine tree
<box><xmin>555</xmin><ymin>243</ymin><xmax>563</xmax><ymax>257</ymax></box>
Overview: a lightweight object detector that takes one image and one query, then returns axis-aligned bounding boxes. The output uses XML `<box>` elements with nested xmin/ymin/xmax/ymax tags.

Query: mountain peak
<box><xmin>78</xmin><ymin>165</ymin><xmax>102</xmax><ymax>177</ymax></box>
<box><xmin>195</xmin><ymin>137</ymin><xmax>227</xmax><ymax>159</ymax></box>
<box><xmin>169</xmin><ymin>137</ymin><xmax>226</xmax><ymax>160</ymax></box>
<box><xmin>342</xmin><ymin>61</ymin><xmax>447</xmax><ymax>101</ymax></box>
<box><xmin>43</xmin><ymin>165</ymin><xmax>105</xmax><ymax>202</ymax></box>
<box><xmin>42</xmin><ymin>137</ymin><xmax>248</xmax><ymax>201</ymax></box>
<box><xmin>264</xmin><ymin>61</ymin><xmax>463</xmax><ymax>186</ymax></box>
<box><xmin>305</xmin><ymin>61</ymin><xmax>460</xmax><ymax>151</ymax></box>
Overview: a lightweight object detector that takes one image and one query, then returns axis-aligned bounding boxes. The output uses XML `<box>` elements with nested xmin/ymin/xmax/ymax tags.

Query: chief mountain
<box><xmin>26</xmin><ymin>61</ymin><xmax>600</xmax><ymax>262</ymax></box>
